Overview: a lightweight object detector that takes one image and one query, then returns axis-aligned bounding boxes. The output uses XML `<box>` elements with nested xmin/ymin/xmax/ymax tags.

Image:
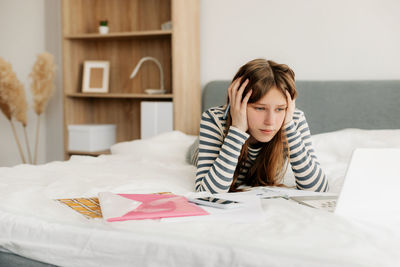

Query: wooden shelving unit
<box><xmin>62</xmin><ymin>0</ymin><xmax>200</xmax><ymax>159</ymax></box>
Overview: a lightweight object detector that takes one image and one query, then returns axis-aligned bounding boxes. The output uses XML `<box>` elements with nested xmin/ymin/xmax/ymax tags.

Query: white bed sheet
<box><xmin>1</xmin><ymin>130</ymin><xmax>400</xmax><ymax>267</ymax></box>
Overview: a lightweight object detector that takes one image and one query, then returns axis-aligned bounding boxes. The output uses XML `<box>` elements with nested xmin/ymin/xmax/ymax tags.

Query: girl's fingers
<box><xmin>228</xmin><ymin>78</ymin><xmax>238</xmax><ymax>103</ymax></box>
<box><xmin>286</xmin><ymin>90</ymin><xmax>296</xmax><ymax>108</ymax></box>
<box><xmin>239</xmin><ymin>78</ymin><xmax>248</xmax><ymax>93</ymax></box>
<box><xmin>235</xmin><ymin>79</ymin><xmax>249</xmax><ymax>107</ymax></box>
<box><xmin>227</xmin><ymin>82</ymin><xmax>232</xmax><ymax>103</ymax></box>
<box><xmin>242</xmin><ymin>89</ymin><xmax>252</xmax><ymax>109</ymax></box>
<box><xmin>232</xmin><ymin>77</ymin><xmax>242</xmax><ymax>101</ymax></box>
<box><xmin>230</xmin><ymin>79</ymin><xmax>238</xmax><ymax>106</ymax></box>
<box><xmin>233</xmin><ymin>77</ymin><xmax>242</xmax><ymax>90</ymax></box>
<box><xmin>285</xmin><ymin>90</ymin><xmax>292</xmax><ymax>102</ymax></box>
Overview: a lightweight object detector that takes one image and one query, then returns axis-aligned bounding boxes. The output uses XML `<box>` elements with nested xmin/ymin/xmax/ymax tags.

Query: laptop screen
<box><xmin>335</xmin><ymin>148</ymin><xmax>400</xmax><ymax>226</ymax></box>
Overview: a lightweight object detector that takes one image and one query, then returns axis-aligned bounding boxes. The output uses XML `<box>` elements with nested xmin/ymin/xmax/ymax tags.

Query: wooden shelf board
<box><xmin>68</xmin><ymin>150</ymin><xmax>111</xmax><ymax>156</ymax></box>
<box><xmin>66</xmin><ymin>93</ymin><xmax>173</xmax><ymax>99</ymax></box>
<box><xmin>65</xmin><ymin>30</ymin><xmax>172</xmax><ymax>40</ymax></box>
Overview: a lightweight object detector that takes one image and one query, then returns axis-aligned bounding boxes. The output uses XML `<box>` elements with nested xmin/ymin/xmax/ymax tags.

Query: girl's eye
<box><xmin>255</xmin><ymin>107</ymin><xmax>265</xmax><ymax>111</ymax></box>
<box><xmin>276</xmin><ymin>108</ymin><xmax>286</xmax><ymax>112</ymax></box>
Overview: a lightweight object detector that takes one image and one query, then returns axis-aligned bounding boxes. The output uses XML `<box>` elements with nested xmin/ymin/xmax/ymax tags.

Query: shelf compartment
<box><xmin>65</xmin><ymin>30</ymin><xmax>172</xmax><ymax>40</ymax></box>
<box><xmin>63</xmin><ymin>38</ymin><xmax>172</xmax><ymax>95</ymax></box>
<box><xmin>66</xmin><ymin>93</ymin><xmax>173</xmax><ymax>99</ymax></box>
<box><xmin>65</xmin><ymin>98</ymin><xmax>141</xmax><ymax>143</ymax></box>
<box><xmin>62</xmin><ymin>0</ymin><xmax>171</xmax><ymax>35</ymax></box>
<box><xmin>68</xmin><ymin>150</ymin><xmax>111</xmax><ymax>156</ymax></box>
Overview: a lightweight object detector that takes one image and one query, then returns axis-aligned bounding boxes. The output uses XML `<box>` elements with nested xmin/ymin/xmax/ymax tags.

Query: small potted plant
<box><xmin>99</xmin><ymin>20</ymin><xmax>109</xmax><ymax>34</ymax></box>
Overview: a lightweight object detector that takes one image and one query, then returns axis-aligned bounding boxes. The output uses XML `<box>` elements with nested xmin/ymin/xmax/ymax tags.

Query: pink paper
<box><xmin>107</xmin><ymin>194</ymin><xmax>209</xmax><ymax>222</ymax></box>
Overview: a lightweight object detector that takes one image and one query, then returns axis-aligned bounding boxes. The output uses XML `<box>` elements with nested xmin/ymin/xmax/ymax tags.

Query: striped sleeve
<box><xmin>284</xmin><ymin>110</ymin><xmax>329</xmax><ymax>192</ymax></box>
<box><xmin>195</xmin><ymin>110</ymin><xmax>249</xmax><ymax>193</ymax></box>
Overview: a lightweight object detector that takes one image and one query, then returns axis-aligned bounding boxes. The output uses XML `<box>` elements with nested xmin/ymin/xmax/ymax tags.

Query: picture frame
<box><xmin>82</xmin><ymin>60</ymin><xmax>110</xmax><ymax>93</ymax></box>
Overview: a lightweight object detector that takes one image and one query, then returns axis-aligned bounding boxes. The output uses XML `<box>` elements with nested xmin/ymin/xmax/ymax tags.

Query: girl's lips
<box><xmin>260</xmin><ymin>129</ymin><xmax>274</xmax><ymax>134</ymax></box>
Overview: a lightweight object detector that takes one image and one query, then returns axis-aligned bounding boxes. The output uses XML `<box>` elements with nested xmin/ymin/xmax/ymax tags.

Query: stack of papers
<box><xmin>57</xmin><ymin>187</ymin><xmax>337</xmax><ymax>223</ymax></box>
<box><xmin>242</xmin><ymin>186</ymin><xmax>338</xmax><ymax>199</ymax></box>
<box><xmin>162</xmin><ymin>193</ymin><xmax>264</xmax><ymax>223</ymax></box>
<box><xmin>98</xmin><ymin>192</ymin><xmax>209</xmax><ymax>222</ymax></box>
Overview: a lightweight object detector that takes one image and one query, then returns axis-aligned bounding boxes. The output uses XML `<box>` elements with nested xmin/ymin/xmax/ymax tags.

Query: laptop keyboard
<box><xmin>291</xmin><ymin>198</ymin><xmax>338</xmax><ymax>212</ymax></box>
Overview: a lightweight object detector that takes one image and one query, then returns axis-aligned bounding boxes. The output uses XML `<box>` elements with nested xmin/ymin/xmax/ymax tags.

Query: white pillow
<box><xmin>110</xmin><ymin>131</ymin><xmax>197</xmax><ymax>164</ymax></box>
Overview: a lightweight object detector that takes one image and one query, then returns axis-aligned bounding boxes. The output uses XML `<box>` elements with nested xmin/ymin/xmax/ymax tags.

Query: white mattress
<box><xmin>1</xmin><ymin>129</ymin><xmax>400</xmax><ymax>267</ymax></box>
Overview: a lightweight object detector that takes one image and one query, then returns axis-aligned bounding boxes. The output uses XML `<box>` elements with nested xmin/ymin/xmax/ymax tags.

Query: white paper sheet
<box><xmin>98</xmin><ymin>192</ymin><xmax>142</xmax><ymax>221</ymax></box>
<box><xmin>161</xmin><ymin>193</ymin><xmax>264</xmax><ymax>223</ymax></box>
<box><xmin>242</xmin><ymin>186</ymin><xmax>338</xmax><ymax>199</ymax></box>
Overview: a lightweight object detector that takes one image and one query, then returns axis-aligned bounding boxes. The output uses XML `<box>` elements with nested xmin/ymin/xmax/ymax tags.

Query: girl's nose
<box><xmin>264</xmin><ymin>111</ymin><xmax>274</xmax><ymax>125</ymax></box>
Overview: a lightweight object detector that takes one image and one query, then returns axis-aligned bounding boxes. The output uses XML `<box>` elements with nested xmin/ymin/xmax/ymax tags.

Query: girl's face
<box><xmin>246</xmin><ymin>86</ymin><xmax>287</xmax><ymax>143</ymax></box>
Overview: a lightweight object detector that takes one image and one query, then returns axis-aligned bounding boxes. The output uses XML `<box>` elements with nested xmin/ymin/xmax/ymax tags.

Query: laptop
<box><xmin>291</xmin><ymin>148</ymin><xmax>400</xmax><ymax>224</ymax></box>
<box><xmin>334</xmin><ymin>148</ymin><xmax>400</xmax><ymax>225</ymax></box>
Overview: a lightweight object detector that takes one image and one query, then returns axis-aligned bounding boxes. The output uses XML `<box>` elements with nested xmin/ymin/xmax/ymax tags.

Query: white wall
<box><xmin>44</xmin><ymin>0</ymin><xmax>63</xmax><ymax>164</ymax></box>
<box><xmin>201</xmin><ymin>0</ymin><xmax>400</xmax><ymax>86</ymax></box>
<box><xmin>0</xmin><ymin>0</ymin><xmax>47</xmax><ymax>166</ymax></box>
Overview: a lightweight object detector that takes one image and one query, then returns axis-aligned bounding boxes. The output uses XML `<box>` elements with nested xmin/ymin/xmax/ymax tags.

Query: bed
<box><xmin>1</xmin><ymin>80</ymin><xmax>400</xmax><ymax>267</ymax></box>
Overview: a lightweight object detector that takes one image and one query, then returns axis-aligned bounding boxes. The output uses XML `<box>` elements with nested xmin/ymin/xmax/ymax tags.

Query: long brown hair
<box><xmin>225</xmin><ymin>59</ymin><xmax>297</xmax><ymax>192</ymax></box>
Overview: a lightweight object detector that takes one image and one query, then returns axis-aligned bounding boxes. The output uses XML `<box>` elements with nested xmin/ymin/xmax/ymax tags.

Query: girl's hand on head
<box><xmin>228</xmin><ymin>78</ymin><xmax>252</xmax><ymax>132</ymax></box>
<box><xmin>284</xmin><ymin>90</ymin><xmax>295</xmax><ymax>125</ymax></box>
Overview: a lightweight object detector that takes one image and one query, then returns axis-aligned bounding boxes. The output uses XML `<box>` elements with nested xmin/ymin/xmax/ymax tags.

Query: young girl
<box><xmin>190</xmin><ymin>58</ymin><xmax>328</xmax><ymax>193</ymax></box>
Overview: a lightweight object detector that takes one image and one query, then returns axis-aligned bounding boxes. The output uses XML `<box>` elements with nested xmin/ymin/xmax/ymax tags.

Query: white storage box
<box><xmin>141</xmin><ymin>101</ymin><xmax>173</xmax><ymax>139</ymax></box>
<box><xmin>68</xmin><ymin>124</ymin><xmax>116</xmax><ymax>152</ymax></box>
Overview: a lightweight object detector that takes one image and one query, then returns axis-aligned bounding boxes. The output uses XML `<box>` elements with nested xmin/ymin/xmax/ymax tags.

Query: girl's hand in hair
<box><xmin>228</xmin><ymin>78</ymin><xmax>252</xmax><ymax>132</ymax></box>
<box><xmin>284</xmin><ymin>90</ymin><xmax>295</xmax><ymax>125</ymax></box>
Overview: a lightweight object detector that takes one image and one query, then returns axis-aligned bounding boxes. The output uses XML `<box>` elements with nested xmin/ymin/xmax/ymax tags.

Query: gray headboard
<box><xmin>202</xmin><ymin>80</ymin><xmax>400</xmax><ymax>134</ymax></box>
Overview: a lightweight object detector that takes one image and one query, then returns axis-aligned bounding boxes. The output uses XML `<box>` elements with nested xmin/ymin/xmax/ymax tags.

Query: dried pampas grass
<box><xmin>14</xmin><ymin>81</ymin><xmax>32</xmax><ymax>164</ymax></box>
<box><xmin>30</xmin><ymin>52</ymin><xmax>56</xmax><ymax>164</ymax></box>
<box><xmin>14</xmin><ymin>82</ymin><xmax>28</xmax><ymax>126</ymax></box>
<box><xmin>0</xmin><ymin>97</ymin><xmax>12</xmax><ymax>120</ymax></box>
<box><xmin>0</xmin><ymin>57</ymin><xmax>28</xmax><ymax>163</ymax></box>
<box><xmin>0</xmin><ymin>57</ymin><xmax>29</xmax><ymax>126</ymax></box>
<box><xmin>30</xmin><ymin>52</ymin><xmax>56</xmax><ymax>115</ymax></box>
<box><xmin>0</xmin><ymin>53</ymin><xmax>56</xmax><ymax>165</ymax></box>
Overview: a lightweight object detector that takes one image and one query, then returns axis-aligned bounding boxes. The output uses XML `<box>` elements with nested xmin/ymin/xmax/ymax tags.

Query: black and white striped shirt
<box><xmin>194</xmin><ymin>105</ymin><xmax>329</xmax><ymax>193</ymax></box>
